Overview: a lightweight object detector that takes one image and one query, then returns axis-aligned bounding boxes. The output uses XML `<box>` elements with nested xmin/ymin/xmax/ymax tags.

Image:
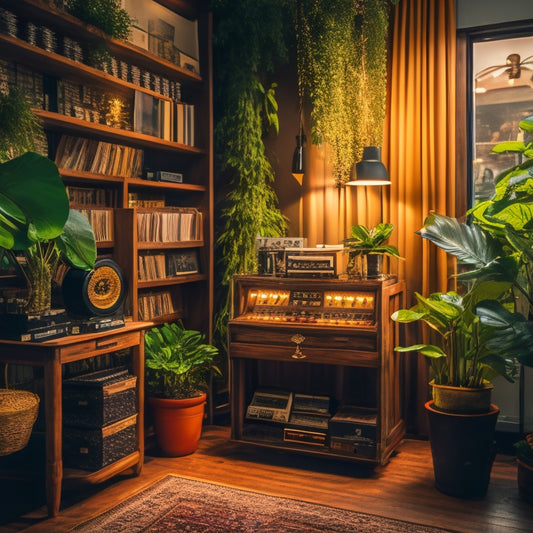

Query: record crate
<box><xmin>63</xmin><ymin>414</ymin><xmax>137</xmax><ymax>471</ymax></box>
<box><xmin>63</xmin><ymin>367</ymin><xmax>137</xmax><ymax>429</ymax></box>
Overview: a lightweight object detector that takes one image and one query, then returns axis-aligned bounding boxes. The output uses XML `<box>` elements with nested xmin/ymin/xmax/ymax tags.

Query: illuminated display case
<box><xmin>228</xmin><ymin>275</ymin><xmax>406</xmax><ymax>466</ymax></box>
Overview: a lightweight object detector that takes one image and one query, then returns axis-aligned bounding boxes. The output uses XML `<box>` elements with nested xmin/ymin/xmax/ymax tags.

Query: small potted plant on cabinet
<box><xmin>343</xmin><ymin>222</ymin><xmax>403</xmax><ymax>278</ymax></box>
<box><xmin>144</xmin><ymin>321</ymin><xmax>220</xmax><ymax>456</ymax></box>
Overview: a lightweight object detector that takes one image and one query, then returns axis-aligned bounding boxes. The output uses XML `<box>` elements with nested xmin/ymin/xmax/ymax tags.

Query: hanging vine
<box><xmin>298</xmin><ymin>0</ymin><xmax>398</xmax><ymax>186</ymax></box>
<box><xmin>211</xmin><ymin>0</ymin><xmax>292</xmax><ymax>357</ymax></box>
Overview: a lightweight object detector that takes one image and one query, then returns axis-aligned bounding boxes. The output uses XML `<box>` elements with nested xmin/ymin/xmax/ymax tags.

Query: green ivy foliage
<box><xmin>211</xmin><ymin>0</ymin><xmax>292</xmax><ymax>354</ymax></box>
<box><xmin>65</xmin><ymin>0</ymin><xmax>131</xmax><ymax>40</ymax></box>
<box><xmin>298</xmin><ymin>0</ymin><xmax>395</xmax><ymax>186</ymax></box>
<box><xmin>0</xmin><ymin>89</ymin><xmax>44</xmax><ymax>163</ymax></box>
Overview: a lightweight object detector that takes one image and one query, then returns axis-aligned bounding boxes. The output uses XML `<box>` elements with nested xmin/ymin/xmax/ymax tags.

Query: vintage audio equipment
<box><xmin>245</xmin><ymin>389</ymin><xmax>293</xmax><ymax>423</ymax></box>
<box><xmin>229</xmin><ymin>275</ymin><xmax>406</xmax><ymax>466</ymax></box>
<box><xmin>61</xmin><ymin>259</ymin><xmax>127</xmax><ymax>317</ymax></box>
<box><xmin>284</xmin><ymin>246</ymin><xmax>344</xmax><ymax>278</ymax></box>
<box><xmin>234</xmin><ymin>283</ymin><xmax>377</xmax><ymax>327</ymax></box>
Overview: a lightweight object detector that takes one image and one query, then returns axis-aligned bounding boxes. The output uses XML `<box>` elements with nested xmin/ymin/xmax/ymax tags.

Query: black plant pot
<box><xmin>365</xmin><ymin>254</ymin><xmax>383</xmax><ymax>278</ymax></box>
<box><xmin>425</xmin><ymin>401</ymin><xmax>499</xmax><ymax>499</ymax></box>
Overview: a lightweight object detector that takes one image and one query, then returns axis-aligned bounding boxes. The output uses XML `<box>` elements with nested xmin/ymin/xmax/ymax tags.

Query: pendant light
<box><xmin>347</xmin><ymin>146</ymin><xmax>391</xmax><ymax>186</ymax></box>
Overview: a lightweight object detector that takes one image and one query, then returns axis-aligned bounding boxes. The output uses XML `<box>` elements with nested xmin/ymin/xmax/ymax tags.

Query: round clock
<box><xmin>61</xmin><ymin>259</ymin><xmax>126</xmax><ymax>317</ymax></box>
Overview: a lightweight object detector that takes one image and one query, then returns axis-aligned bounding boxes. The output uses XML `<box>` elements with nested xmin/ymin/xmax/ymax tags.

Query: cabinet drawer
<box><xmin>229</xmin><ymin>324</ymin><xmax>377</xmax><ymax>352</ymax></box>
<box><xmin>229</xmin><ymin>341</ymin><xmax>379</xmax><ymax>366</ymax></box>
<box><xmin>60</xmin><ymin>332</ymin><xmax>141</xmax><ymax>362</ymax></box>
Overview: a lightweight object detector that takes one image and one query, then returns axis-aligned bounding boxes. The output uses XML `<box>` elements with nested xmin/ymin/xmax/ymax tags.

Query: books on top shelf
<box><xmin>136</xmin><ymin>208</ymin><xmax>202</xmax><ymax>242</ymax></box>
<box><xmin>121</xmin><ymin>0</ymin><xmax>200</xmax><ymax>74</ymax></box>
<box><xmin>55</xmin><ymin>135</ymin><xmax>144</xmax><ymax>178</ymax></box>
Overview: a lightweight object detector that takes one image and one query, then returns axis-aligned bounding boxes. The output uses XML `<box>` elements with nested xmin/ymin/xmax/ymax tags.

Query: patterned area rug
<box><xmin>72</xmin><ymin>475</ymin><xmax>456</xmax><ymax>533</ymax></box>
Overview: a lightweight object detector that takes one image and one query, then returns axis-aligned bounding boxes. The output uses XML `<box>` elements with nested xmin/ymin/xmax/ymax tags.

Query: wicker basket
<box><xmin>0</xmin><ymin>389</ymin><xmax>40</xmax><ymax>456</ymax></box>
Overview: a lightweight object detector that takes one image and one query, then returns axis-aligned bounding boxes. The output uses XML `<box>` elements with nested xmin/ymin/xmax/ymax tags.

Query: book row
<box><xmin>138</xmin><ymin>291</ymin><xmax>176</xmax><ymax>321</ymax></box>
<box><xmin>68</xmin><ymin>186</ymin><xmax>117</xmax><ymax>207</ymax></box>
<box><xmin>55</xmin><ymin>135</ymin><xmax>144</xmax><ymax>178</ymax></box>
<box><xmin>75</xmin><ymin>208</ymin><xmax>114</xmax><ymax>242</ymax></box>
<box><xmin>138</xmin><ymin>251</ymin><xmax>200</xmax><ymax>281</ymax></box>
<box><xmin>0</xmin><ymin>8</ymin><xmax>183</xmax><ymax>100</ymax></box>
<box><xmin>133</xmin><ymin>91</ymin><xmax>195</xmax><ymax>145</ymax></box>
<box><xmin>136</xmin><ymin>209</ymin><xmax>203</xmax><ymax>242</ymax></box>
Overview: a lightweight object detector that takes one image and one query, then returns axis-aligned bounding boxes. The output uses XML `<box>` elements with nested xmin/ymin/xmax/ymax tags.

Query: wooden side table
<box><xmin>0</xmin><ymin>321</ymin><xmax>149</xmax><ymax>517</ymax></box>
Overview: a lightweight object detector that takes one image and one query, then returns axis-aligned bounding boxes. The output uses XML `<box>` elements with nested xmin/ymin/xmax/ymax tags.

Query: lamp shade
<box><xmin>291</xmin><ymin>133</ymin><xmax>306</xmax><ymax>186</ymax></box>
<box><xmin>347</xmin><ymin>146</ymin><xmax>390</xmax><ymax>186</ymax></box>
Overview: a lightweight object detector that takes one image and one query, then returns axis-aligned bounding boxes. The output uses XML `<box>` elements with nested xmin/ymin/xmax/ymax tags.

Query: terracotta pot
<box><xmin>430</xmin><ymin>380</ymin><xmax>493</xmax><ymax>414</ymax></box>
<box><xmin>425</xmin><ymin>400</ymin><xmax>499</xmax><ymax>499</ymax></box>
<box><xmin>148</xmin><ymin>392</ymin><xmax>206</xmax><ymax>457</ymax></box>
<box><xmin>517</xmin><ymin>458</ymin><xmax>533</xmax><ymax>503</ymax></box>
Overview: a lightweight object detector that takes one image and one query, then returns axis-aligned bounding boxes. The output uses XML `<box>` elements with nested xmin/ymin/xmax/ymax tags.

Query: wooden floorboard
<box><xmin>1</xmin><ymin>426</ymin><xmax>533</xmax><ymax>533</ymax></box>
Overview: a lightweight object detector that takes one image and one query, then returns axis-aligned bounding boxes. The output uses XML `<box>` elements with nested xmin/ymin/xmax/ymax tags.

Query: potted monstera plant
<box><xmin>392</xmin><ymin>213</ymin><xmax>533</xmax><ymax>498</ymax></box>
<box><xmin>144</xmin><ymin>321</ymin><xmax>220</xmax><ymax>456</ymax></box>
<box><xmin>392</xmin><ymin>115</ymin><xmax>533</xmax><ymax>498</ymax></box>
<box><xmin>0</xmin><ymin>152</ymin><xmax>96</xmax><ymax>314</ymax></box>
<box><xmin>343</xmin><ymin>222</ymin><xmax>403</xmax><ymax>278</ymax></box>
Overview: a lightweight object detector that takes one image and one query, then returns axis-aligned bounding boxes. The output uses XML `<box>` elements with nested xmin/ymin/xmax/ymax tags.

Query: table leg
<box><xmin>44</xmin><ymin>359</ymin><xmax>62</xmax><ymax>517</ymax></box>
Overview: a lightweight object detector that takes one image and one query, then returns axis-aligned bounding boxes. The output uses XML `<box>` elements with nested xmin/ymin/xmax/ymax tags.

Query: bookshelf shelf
<box><xmin>1</xmin><ymin>0</ymin><xmax>213</xmax><ymax>329</ymax></box>
<box><xmin>138</xmin><ymin>274</ymin><xmax>207</xmax><ymax>289</ymax></box>
<box><xmin>137</xmin><ymin>240</ymin><xmax>204</xmax><ymax>250</ymax></box>
<box><xmin>35</xmin><ymin>110</ymin><xmax>206</xmax><ymax>154</ymax></box>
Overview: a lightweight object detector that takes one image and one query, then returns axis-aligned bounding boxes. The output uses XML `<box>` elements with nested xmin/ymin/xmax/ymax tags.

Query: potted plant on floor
<box><xmin>144</xmin><ymin>321</ymin><xmax>220</xmax><ymax>456</ymax></box>
<box><xmin>0</xmin><ymin>152</ymin><xmax>97</xmax><ymax>314</ymax></box>
<box><xmin>392</xmin><ymin>115</ymin><xmax>533</xmax><ymax>498</ymax></box>
<box><xmin>343</xmin><ymin>222</ymin><xmax>403</xmax><ymax>278</ymax></box>
<box><xmin>392</xmin><ymin>212</ymin><xmax>533</xmax><ymax>498</ymax></box>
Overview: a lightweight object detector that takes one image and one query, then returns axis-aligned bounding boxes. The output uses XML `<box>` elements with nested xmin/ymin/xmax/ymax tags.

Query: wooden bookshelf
<box><xmin>0</xmin><ymin>0</ymin><xmax>213</xmax><ymax>333</ymax></box>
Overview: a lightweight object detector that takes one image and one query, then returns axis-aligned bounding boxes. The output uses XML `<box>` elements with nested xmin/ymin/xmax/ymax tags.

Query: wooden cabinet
<box><xmin>0</xmin><ymin>0</ymin><xmax>213</xmax><ymax>332</ymax></box>
<box><xmin>229</xmin><ymin>275</ymin><xmax>406</xmax><ymax>466</ymax></box>
<box><xmin>0</xmin><ymin>322</ymin><xmax>148</xmax><ymax>517</ymax></box>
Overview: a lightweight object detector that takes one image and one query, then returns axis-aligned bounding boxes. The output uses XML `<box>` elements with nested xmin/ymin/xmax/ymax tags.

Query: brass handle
<box><xmin>290</xmin><ymin>334</ymin><xmax>307</xmax><ymax>359</ymax></box>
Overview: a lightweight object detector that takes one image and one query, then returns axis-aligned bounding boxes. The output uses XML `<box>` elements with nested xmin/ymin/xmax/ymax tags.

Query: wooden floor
<box><xmin>1</xmin><ymin>425</ymin><xmax>533</xmax><ymax>533</ymax></box>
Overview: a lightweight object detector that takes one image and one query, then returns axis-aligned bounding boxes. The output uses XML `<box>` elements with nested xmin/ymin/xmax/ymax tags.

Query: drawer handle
<box><xmin>290</xmin><ymin>333</ymin><xmax>307</xmax><ymax>360</ymax></box>
<box><xmin>96</xmin><ymin>340</ymin><xmax>119</xmax><ymax>350</ymax></box>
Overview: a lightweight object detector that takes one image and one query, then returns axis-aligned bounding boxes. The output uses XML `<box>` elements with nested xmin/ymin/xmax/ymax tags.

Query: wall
<box><xmin>456</xmin><ymin>0</ymin><xmax>533</xmax><ymax>29</ymax></box>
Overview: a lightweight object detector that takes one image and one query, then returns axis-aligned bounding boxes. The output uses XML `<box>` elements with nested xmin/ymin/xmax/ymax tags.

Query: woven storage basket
<box><xmin>0</xmin><ymin>389</ymin><xmax>40</xmax><ymax>456</ymax></box>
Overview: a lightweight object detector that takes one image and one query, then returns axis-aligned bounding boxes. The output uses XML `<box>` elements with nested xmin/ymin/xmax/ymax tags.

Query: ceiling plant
<box><xmin>297</xmin><ymin>0</ymin><xmax>400</xmax><ymax>186</ymax></box>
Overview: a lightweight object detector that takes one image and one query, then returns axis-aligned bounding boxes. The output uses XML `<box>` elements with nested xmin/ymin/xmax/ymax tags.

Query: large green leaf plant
<box><xmin>392</xmin><ymin>116</ymin><xmax>533</xmax><ymax>388</ymax></box>
<box><xmin>145</xmin><ymin>322</ymin><xmax>220</xmax><ymax>400</ymax></box>
<box><xmin>0</xmin><ymin>152</ymin><xmax>96</xmax><ymax>313</ymax></box>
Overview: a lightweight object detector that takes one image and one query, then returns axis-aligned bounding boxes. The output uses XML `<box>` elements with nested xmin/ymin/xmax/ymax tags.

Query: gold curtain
<box><xmin>300</xmin><ymin>0</ymin><xmax>457</xmax><ymax>433</ymax></box>
<box><xmin>383</xmin><ymin>0</ymin><xmax>457</xmax><ymax>433</ymax></box>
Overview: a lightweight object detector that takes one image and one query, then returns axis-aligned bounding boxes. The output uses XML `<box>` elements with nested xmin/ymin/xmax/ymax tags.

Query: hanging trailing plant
<box><xmin>0</xmin><ymin>89</ymin><xmax>44</xmax><ymax>163</ymax></box>
<box><xmin>298</xmin><ymin>0</ymin><xmax>398</xmax><ymax>186</ymax></box>
<box><xmin>65</xmin><ymin>0</ymin><xmax>131</xmax><ymax>40</ymax></box>
<box><xmin>211</xmin><ymin>0</ymin><xmax>292</xmax><ymax>356</ymax></box>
